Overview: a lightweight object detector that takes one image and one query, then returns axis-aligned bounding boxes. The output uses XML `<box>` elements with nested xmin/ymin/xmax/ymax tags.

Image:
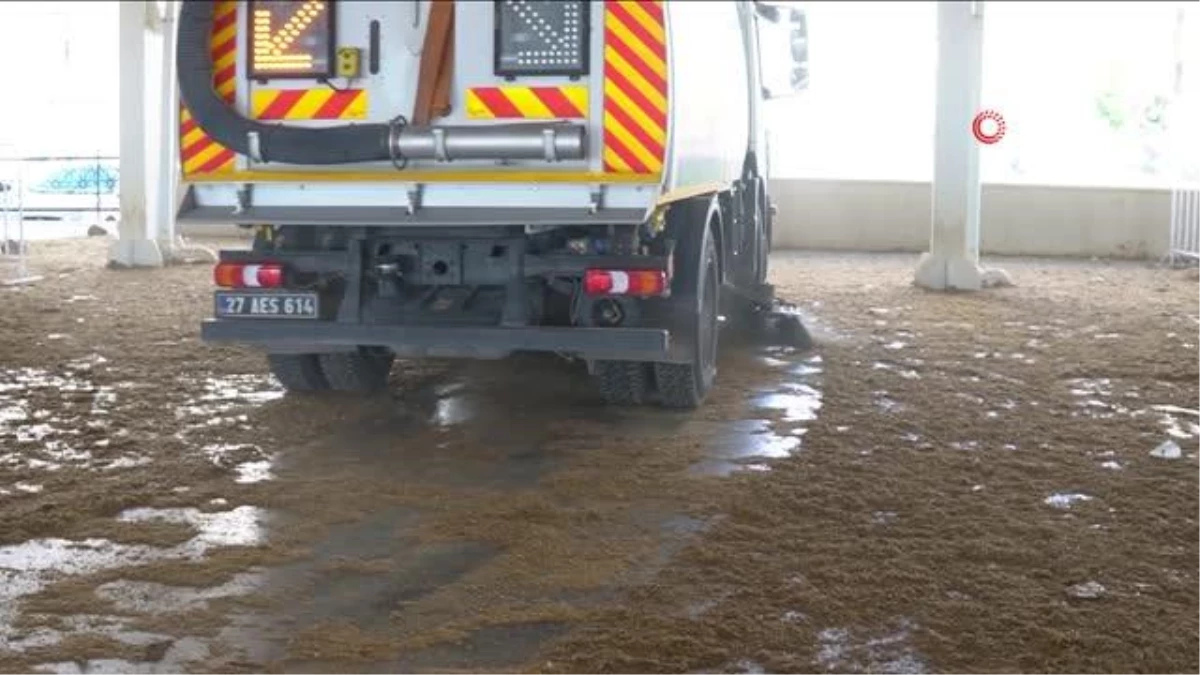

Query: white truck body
<box><xmin>183</xmin><ymin>0</ymin><xmax>808</xmax><ymax>408</ymax></box>
<box><xmin>180</xmin><ymin>1</ymin><xmax>797</xmax><ymax>226</ymax></box>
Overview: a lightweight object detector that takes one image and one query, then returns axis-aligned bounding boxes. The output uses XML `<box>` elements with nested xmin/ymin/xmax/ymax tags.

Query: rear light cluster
<box><xmin>583</xmin><ymin>269</ymin><xmax>668</xmax><ymax>297</ymax></box>
<box><xmin>213</xmin><ymin>262</ymin><xmax>284</xmax><ymax>289</ymax></box>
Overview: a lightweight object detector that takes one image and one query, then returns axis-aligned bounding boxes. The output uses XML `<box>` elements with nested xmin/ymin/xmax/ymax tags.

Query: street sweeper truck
<box><xmin>177</xmin><ymin>0</ymin><xmax>809</xmax><ymax>407</ymax></box>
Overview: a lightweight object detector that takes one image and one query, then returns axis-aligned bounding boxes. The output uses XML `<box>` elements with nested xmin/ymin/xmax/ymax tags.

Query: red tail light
<box><xmin>213</xmin><ymin>262</ymin><xmax>284</xmax><ymax>289</ymax></box>
<box><xmin>583</xmin><ymin>269</ymin><xmax>668</xmax><ymax>297</ymax></box>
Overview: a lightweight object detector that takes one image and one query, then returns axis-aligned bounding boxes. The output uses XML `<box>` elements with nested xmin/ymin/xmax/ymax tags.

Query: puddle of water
<box><xmin>197</xmin><ymin>441</ymin><xmax>241</xmax><ymax>460</ymax></box>
<box><xmin>873</xmin><ymin>391</ymin><xmax>902</xmax><ymax>413</ymax></box>
<box><xmin>0</xmin><ymin>405</ymin><xmax>26</xmax><ymax>425</ymax></box>
<box><xmin>175</xmin><ymin>375</ymin><xmax>283</xmax><ymax>431</ymax></box>
<box><xmin>235</xmin><ymin>460</ymin><xmax>275</xmax><ymax>484</ymax></box>
<box><xmin>0</xmin><ymin>367</ymin><xmax>120</xmax><ymax>473</ymax></box>
<box><xmin>102</xmin><ymin>455</ymin><xmax>153</xmax><ymax>471</ymax></box>
<box><xmin>692</xmin><ymin>352</ymin><xmax>823</xmax><ymax>477</ymax></box>
<box><xmin>685</xmin><ymin>590</ymin><xmax>733</xmax><ymax>619</ymax></box>
<box><xmin>37</xmin><ymin>636</ymin><xmax>212</xmax><ymax>674</ymax></box>
<box><xmin>754</xmin><ymin>390</ymin><xmax>822</xmax><ymax>423</ymax></box>
<box><xmin>782</xmin><ymin>609</ymin><xmax>808</xmax><ymax>623</ymax></box>
<box><xmin>871</xmin><ymin>361</ymin><xmax>921</xmax><ymax>380</ymax></box>
<box><xmin>871</xmin><ymin>511</ymin><xmax>898</xmax><ymax>526</ymax></box>
<box><xmin>1066</xmin><ymin>384</ymin><xmax>1197</xmax><ymax>432</ymax></box>
<box><xmin>65</xmin><ymin>354</ymin><xmax>108</xmax><ymax>372</ymax></box>
<box><xmin>1153</xmin><ymin>407</ymin><xmax>1200</xmax><ymax>439</ymax></box>
<box><xmin>690</xmin><ymin>419</ymin><xmax>803</xmax><ymax>477</ymax></box>
<box><xmin>955</xmin><ymin>392</ymin><xmax>985</xmax><ymax>406</ymax></box>
<box><xmin>1152</xmin><ymin>404</ymin><xmax>1200</xmax><ymax>417</ymax></box>
<box><xmin>431</xmin><ymin>394</ymin><xmax>475</xmax><ymax>427</ymax></box>
<box><xmin>201</xmin><ymin>443</ymin><xmax>276</xmax><ymax>484</ymax></box>
<box><xmin>790</xmin><ymin>361</ymin><xmax>822</xmax><ymax>377</ymax></box>
<box><xmin>1044</xmin><ymin>493</ymin><xmax>1092</xmax><ymax>509</ymax></box>
<box><xmin>759</xmin><ymin>355</ymin><xmax>792</xmax><ymax>368</ymax></box>
<box><xmin>1067</xmin><ymin>378</ymin><xmax>1113</xmax><ymax>397</ymax></box>
<box><xmin>118</xmin><ymin>506</ymin><xmax>267</xmax><ymax>552</ymax></box>
<box><xmin>1161</xmin><ymin>417</ymin><xmax>1200</xmax><ymax>439</ymax></box>
<box><xmin>816</xmin><ymin>619</ymin><xmax>926</xmax><ymax>673</ymax></box>
<box><xmin>97</xmin><ymin>572</ymin><xmax>265</xmax><ymax>616</ymax></box>
<box><xmin>0</xmin><ymin>503</ymin><xmax>270</xmax><ymax>654</ymax></box>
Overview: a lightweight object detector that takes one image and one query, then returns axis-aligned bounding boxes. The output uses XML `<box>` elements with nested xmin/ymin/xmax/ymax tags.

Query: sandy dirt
<box><xmin>0</xmin><ymin>238</ymin><xmax>1196</xmax><ymax>673</ymax></box>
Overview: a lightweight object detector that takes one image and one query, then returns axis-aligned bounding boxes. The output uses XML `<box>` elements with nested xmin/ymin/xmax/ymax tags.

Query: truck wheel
<box><xmin>655</xmin><ymin>222</ymin><xmax>719</xmax><ymax>409</ymax></box>
<box><xmin>266</xmin><ymin>354</ymin><xmax>330</xmax><ymax>392</ymax></box>
<box><xmin>592</xmin><ymin>361</ymin><xmax>649</xmax><ymax>405</ymax></box>
<box><xmin>755</xmin><ymin>180</ymin><xmax>771</xmax><ymax>285</ymax></box>
<box><xmin>319</xmin><ymin>347</ymin><xmax>395</xmax><ymax>393</ymax></box>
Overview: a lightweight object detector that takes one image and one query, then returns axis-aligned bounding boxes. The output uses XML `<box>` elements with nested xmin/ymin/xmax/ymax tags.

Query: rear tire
<box><xmin>593</xmin><ymin>361</ymin><xmax>649</xmax><ymax>405</ymax></box>
<box><xmin>655</xmin><ymin>221</ymin><xmax>720</xmax><ymax>409</ymax></box>
<box><xmin>266</xmin><ymin>354</ymin><xmax>329</xmax><ymax>392</ymax></box>
<box><xmin>754</xmin><ymin>180</ymin><xmax>771</xmax><ymax>285</ymax></box>
<box><xmin>319</xmin><ymin>347</ymin><xmax>395</xmax><ymax>393</ymax></box>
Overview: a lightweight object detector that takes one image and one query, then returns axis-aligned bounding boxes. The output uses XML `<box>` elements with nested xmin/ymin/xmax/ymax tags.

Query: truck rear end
<box><xmin>178</xmin><ymin>0</ymin><xmax>808</xmax><ymax>408</ymax></box>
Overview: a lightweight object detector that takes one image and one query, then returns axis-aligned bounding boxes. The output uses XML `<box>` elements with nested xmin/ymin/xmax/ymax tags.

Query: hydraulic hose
<box><xmin>177</xmin><ymin>0</ymin><xmax>392</xmax><ymax>164</ymax></box>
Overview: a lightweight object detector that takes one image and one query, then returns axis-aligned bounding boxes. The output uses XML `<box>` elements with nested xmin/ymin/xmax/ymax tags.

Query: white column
<box><xmin>153</xmin><ymin>1</ymin><xmax>179</xmax><ymax>248</ymax></box>
<box><xmin>914</xmin><ymin>1</ymin><xmax>987</xmax><ymax>290</ymax></box>
<box><xmin>109</xmin><ymin>0</ymin><xmax>164</xmax><ymax>267</ymax></box>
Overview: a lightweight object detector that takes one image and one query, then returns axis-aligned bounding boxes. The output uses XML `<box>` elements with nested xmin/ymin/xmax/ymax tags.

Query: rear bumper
<box><xmin>200</xmin><ymin>319</ymin><xmax>689</xmax><ymax>363</ymax></box>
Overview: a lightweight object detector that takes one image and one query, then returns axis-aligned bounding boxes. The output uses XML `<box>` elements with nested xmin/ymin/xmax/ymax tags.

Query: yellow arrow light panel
<box><xmin>249</xmin><ymin>0</ymin><xmax>335</xmax><ymax>80</ymax></box>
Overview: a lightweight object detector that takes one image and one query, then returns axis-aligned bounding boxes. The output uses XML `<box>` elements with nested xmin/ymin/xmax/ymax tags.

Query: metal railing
<box><xmin>1169</xmin><ymin>185</ymin><xmax>1200</xmax><ymax>265</ymax></box>
<box><xmin>0</xmin><ymin>154</ymin><xmax>120</xmax><ymax>230</ymax></box>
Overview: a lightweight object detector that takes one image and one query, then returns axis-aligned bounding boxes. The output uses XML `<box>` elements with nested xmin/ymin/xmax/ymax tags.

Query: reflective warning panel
<box><xmin>494</xmin><ymin>0</ymin><xmax>590</xmax><ymax>78</ymax></box>
<box><xmin>248</xmin><ymin>0</ymin><xmax>335</xmax><ymax>79</ymax></box>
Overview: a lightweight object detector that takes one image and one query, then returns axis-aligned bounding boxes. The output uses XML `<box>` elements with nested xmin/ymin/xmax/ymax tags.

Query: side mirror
<box><xmin>756</xmin><ymin>3</ymin><xmax>809</xmax><ymax>99</ymax></box>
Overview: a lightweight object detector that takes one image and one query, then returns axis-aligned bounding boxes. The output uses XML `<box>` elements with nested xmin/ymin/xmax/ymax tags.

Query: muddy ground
<box><xmin>0</xmin><ymin>238</ymin><xmax>1196</xmax><ymax>674</ymax></box>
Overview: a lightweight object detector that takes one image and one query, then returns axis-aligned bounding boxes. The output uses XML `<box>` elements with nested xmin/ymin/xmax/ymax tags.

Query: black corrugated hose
<box><xmin>176</xmin><ymin>0</ymin><xmax>395</xmax><ymax>165</ymax></box>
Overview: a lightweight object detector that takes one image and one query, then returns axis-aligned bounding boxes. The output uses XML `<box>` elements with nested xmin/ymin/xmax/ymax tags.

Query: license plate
<box><xmin>215</xmin><ymin>291</ymin><xmax>319</xmax><ymax>319</ymax></box>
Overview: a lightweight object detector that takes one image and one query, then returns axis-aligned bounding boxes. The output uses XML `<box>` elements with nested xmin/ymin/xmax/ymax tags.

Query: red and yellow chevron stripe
<box><xmin>251</xmin><ymin>89</ymin><xmax>369</xmax><ymax>120</ymax></box>
<box><xmin>465</xmin><ymin>86</ymin><xmax>589</xmax><ymax>120</ymax></box>
<box><xmin>180</xmin><ymin>0</ymin><xmax>238</xmax><ymax>176</ymax></box>
<box><xmin>602</xmin><ymin>0</ymin><xmax>667</xmax><ymax>175</ymax></box>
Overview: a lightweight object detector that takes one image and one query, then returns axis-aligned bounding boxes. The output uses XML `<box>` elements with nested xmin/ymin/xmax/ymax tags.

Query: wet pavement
<box><xmin>0</xmin><ymin>342</ymin><xmax>827</xmax><ymax>672</ymax></box>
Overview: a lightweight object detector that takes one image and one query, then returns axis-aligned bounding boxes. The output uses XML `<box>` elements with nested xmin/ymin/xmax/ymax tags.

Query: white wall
<box><xmin>0</xmin><ymin>2</ymin><xmax>119</xmax><ymax>157</ymax></box>
<box><xmin>769</xmin><ymin>179</ymin><xmax>1172</xmax><ymax>259</ymax></box>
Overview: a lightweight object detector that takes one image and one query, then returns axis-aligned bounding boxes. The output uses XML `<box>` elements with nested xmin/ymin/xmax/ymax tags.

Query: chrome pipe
<box><xmin>392</xmin><ymin>123</ymin><xmax>586</xmax><ymax>163</ymax></box>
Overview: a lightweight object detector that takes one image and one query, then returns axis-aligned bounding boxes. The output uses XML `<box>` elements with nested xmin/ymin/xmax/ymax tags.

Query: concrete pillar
<box><xmin>109</xmin><ymin>0</ymin><xmax>164</xmax><ymax>267</ymax></box>
<box><xmin>914</xmin><ymin>1</ymin><xmax>1006</xmax><ymax>290</ymax></box>
<box><xmin>152</xmin><ymin>1</ymin><xmax>180</xmax><ymax>248</ymax></box>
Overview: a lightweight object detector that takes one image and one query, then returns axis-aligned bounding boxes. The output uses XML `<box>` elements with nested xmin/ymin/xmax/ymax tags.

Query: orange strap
<box><xmin>413</xmin><ymin>0</ymin><xmax>455</xmax><ymax>125</ymax></box>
